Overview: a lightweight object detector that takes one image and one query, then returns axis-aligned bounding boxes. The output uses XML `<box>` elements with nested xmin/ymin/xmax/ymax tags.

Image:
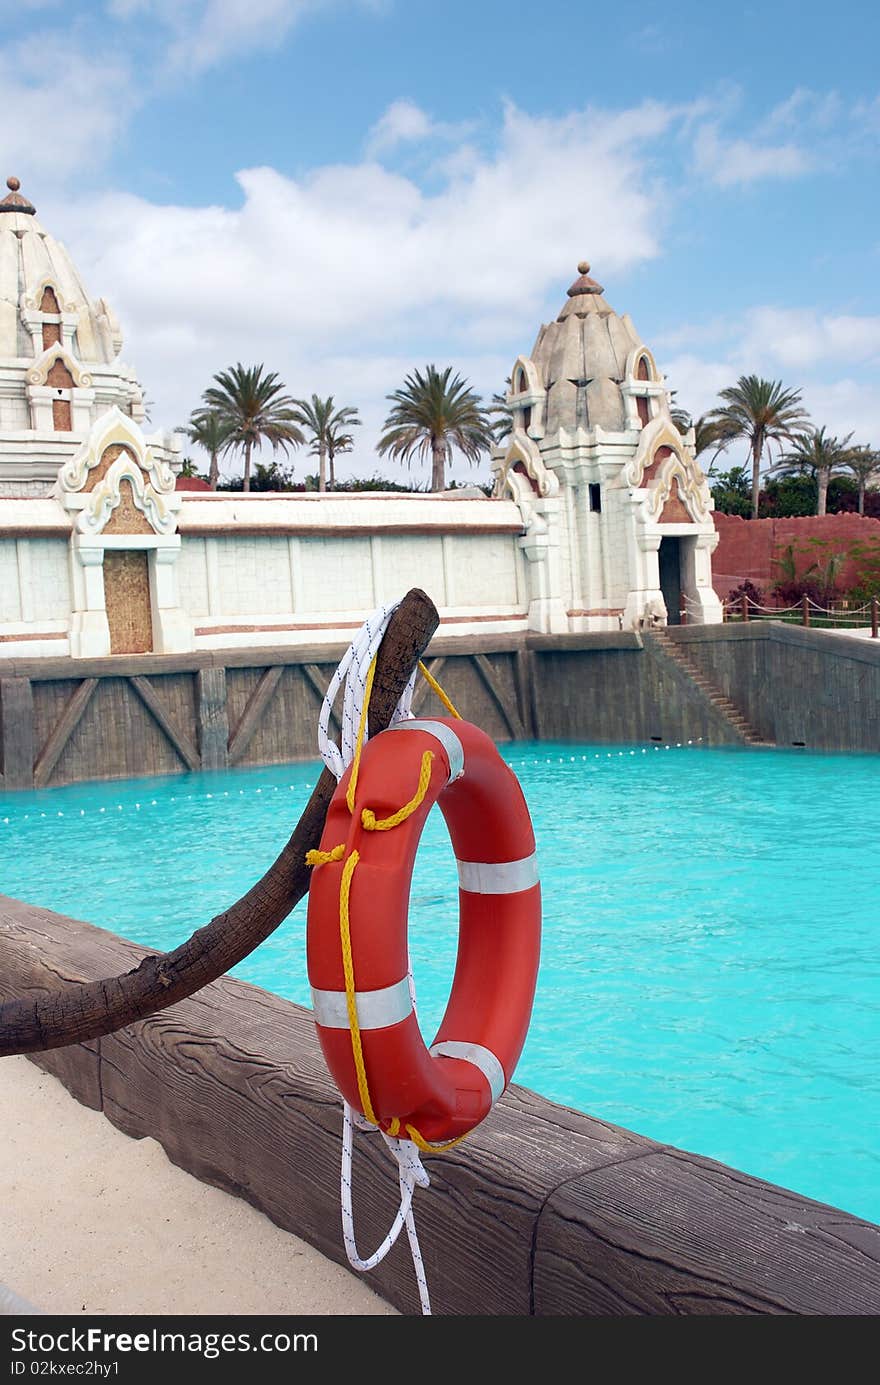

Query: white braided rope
<box><xmin>317</xmin><ymin>601</ymin><xmax>417</xmax><ymax>780</ymax></box>
<box><xmin>317</xmin><ymin>600</ymin><xmax>432</xmax><ymax>1315</ymax></box>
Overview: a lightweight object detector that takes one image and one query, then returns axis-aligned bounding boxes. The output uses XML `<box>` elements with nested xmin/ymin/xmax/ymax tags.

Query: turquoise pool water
<box><xmin>1</xmin><ymin>742</ymin><xmax>878</xmax><ymax>1225</ymax></box>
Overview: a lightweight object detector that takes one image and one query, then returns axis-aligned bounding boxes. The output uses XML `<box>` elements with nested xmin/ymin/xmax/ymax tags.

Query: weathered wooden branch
<box><xmin>0</xmin><ymin>588</ymin><xmax>439</xmax><ymax>1055</ymax></box>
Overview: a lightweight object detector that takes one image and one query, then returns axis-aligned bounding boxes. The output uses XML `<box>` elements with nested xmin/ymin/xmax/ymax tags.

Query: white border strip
<box><xmin>386</xmin><ymin>719</ymin><xmax>465</xmax><ymax>781</ymax></box>
<box><xmin>311</xmin><ymin>977</ymin><xmax>412</xmax><ymax>1030</ymax></box>
<box><xmin>429</xmin><ymin>1041</ymin><xmax>506</xmax><ymax>1105</ymax></box>
<box><xmin>457</xmin><ymin>853</ymin><xmax>539</xmax><ymax>895</ymax></box>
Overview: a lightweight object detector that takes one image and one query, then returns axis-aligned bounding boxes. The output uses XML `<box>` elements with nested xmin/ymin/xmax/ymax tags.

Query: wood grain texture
<box><xmin>299</xmin><ymin>664</ymin><xmax>341</xmax><ymax>735</ymax></box>
<box><xmin>534</xmin><ymin>1148</ymin><xmax>880</xmax><ymax>1315</ymax></box>
<box><xmin>227</xmin><ymin>666</ymin><xmax>284</xmax><ymax>764</ymax></box>
<box><xmin>129</xmin><ymin>675</ymin><xmax>200</xmax><ymax>771</ymax></box>
<box><xmin>0</xmin><ymin>677</ymin><xmax>34</xmax><ymax>789</ymax></box>
<box><xmin>473</xmin><ymin>653</ymin><xmax>526</xmax><ymax>739</ymax></box>
<box><xmin>47</xmin><ymin>677</ymin><xmax>186</xmax><ymax>786</ymax></box>
<box><xmin>196</xmin><ymin>667</ymin><xmax>228</xmax><ymax>770</ymax></box>
<box><xmin>2</xmin><ymin>899</ymin><xmax>878</xmax><ymax>1317</ymax></box>
<box><xmin>32</xmin><ymin>678</ymin><xmax>98</xmax><ymax>788</ymax></box>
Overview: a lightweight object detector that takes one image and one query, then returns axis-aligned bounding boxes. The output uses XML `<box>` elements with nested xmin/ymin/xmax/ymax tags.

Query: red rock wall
<box><xmin>712</xmin><ymin>512</ymin><xmax>880</xmax><ymax>598</ymax></box>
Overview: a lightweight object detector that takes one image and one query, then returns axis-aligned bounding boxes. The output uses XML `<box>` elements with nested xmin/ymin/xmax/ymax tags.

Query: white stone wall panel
<box><xmin>215</xmin><ymin>534</ymin><xmax>294</xmax><ymax>616</ymax></box>
<box><xmin>176</xmin><ymin>536</ymin><xmax>210</xmax><ymax>617</ymax></box>
<box><xmin>0</xmin><ymin>539</ymin><xmax>21</xmax><ymax>621</ymax></box>
<box><xmin>27</xmin><ymin>538</ymin><xmax>71</xmax><ymax>620</ymax></box>
<box><xmin>298</xmin><ymin>536</ymin><xmax>373</xmax><ymax>611</ymax></box>
<box><xmin>379</xmin><ymin>534</ymin><xmax>445</xmax><ymax>606</ymax></box>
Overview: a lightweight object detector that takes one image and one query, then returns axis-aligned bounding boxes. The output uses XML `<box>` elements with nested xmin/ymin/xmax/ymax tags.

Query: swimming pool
<box><xmin>1</xmin><ymin>741</ymin><xmax>878</xmax><ymax>1225</ymax></box>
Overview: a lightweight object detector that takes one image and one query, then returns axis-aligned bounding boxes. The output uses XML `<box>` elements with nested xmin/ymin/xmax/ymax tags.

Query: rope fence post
<box><xmin>802</xmin><ymin>595</ymin><xmax>810</xmax><ymax>628</ymax></box>
<box><xmin>741</xmin><ymin>593</ymin><xmax>749</xmax><ymax>623</ymax></box>
<box><xmin>872</xmin><ymin>597</ymin><xmax>878</xmax><ymax>639</ymax></box>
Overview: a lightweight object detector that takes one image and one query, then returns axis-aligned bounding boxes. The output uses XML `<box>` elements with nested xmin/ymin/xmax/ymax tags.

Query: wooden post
<box><xmin>741</xmin><ymin>593</ymin><xmax>749</xmax><ymax>623</ymax></box>
<box><xmin>0</xmin><ymin>677</ymin><xmax>35</xmax><ymax>790</ymax></box>
<box><xmin>802</xmin><ymin>595</ymin><xmax>810</xmax><ymax>628</ymax></box>
<box><xmin>197</xmin><ymin>667</ymin><xmax>229</xmax><ymax>770</ymax></box>
<box><xmin>514</xmin><ymin>646</ymin><xmax>537</xmax><ymax>739</ymax></box>
<box><xmin>872</xmin><ymin>598</ymin><xmax>878</xmax><ymax>639</ymax></box>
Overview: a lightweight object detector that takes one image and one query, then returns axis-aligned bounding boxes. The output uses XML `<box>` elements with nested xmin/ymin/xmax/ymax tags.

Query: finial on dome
<box><xmin>567</xmin><ymin>260</ymin><xmax>604</xmax><ymax>297</ymax></box>
<box><xmin>0</xmin><ymin>176</ymin><xmax>36</xmax><ymax>215</ymax></box>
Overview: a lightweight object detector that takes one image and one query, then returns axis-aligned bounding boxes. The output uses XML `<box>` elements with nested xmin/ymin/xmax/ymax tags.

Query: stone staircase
<box><xmin>651</xmin><ymin>628</ymin><xmax>773</xmax><ymax>747</ymax></box>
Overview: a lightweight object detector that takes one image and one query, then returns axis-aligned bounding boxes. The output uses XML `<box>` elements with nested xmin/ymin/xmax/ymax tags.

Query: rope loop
<box><xmin>361</xmin><ymin>750</ymin><xmax>434</xmax><ymax>832</ymax></box>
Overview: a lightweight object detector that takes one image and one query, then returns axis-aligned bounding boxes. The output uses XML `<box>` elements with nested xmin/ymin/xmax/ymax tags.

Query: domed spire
<box><xmin>567</xmin><ymin>260</ymin><xmax>604</xmax><ymax>297</ymax></box>
<box><xmin>0</xmin><ymin>176</ymin><xmax>36</xmax><ymax>215</ymax></box>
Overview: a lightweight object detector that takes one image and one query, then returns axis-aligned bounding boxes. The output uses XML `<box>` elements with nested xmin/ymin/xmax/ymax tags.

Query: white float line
<box><xmin>0</xmin><ymin>744</ymin><xmax>707</xmax><ymax>825</ymax></box>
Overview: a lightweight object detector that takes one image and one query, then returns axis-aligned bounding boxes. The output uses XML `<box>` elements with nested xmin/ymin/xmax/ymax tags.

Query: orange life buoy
<box><xmin>307</xmin><ymin>717</ymin><xmax>541</xmax><ymax>1145</ymax></box>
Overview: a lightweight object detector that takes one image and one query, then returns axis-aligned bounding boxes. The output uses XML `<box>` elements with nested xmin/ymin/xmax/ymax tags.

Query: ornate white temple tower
<box><xmin>0</xmin><ymin>176</ymin><xmax>179</xmax><ymax>495</ymax></box>
<box><xmin>492</xmin><ymin>262</ymin><xmax>722</xmax><ymax>631</ymax></box>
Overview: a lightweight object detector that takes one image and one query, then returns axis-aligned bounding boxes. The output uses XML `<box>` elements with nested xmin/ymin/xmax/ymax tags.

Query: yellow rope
<box><xmin>337</xmin><ymin>847</ymin><xmax>378</xmax><ymax>1126</ymax></box>
<box><xmin>305</xmin><ymin>843</ymin><xmax>346</xmax><ymax>867</ymax></box>
<box><xmin>404</xmin><ymin>1123</ymin><xmax>470</xmax><ymax>1153</ymax></box>
<box><xmin>346</xmin><ymin>655</ymin><xmax>377</xmax><ymax>815</ymax></box>
<box><xmin>418</xmin><ymin>660</ymin><xmax>462</xmax><ymax>719</ymax></box>
<box><xmin>306</xmin><ymin>652</ymin><xmax>474</xmax><ymax>1151</ymax></box>
<box><xmin>388</xmin><ymin>1116</ymin><xmax>468</xmax><ymax>1152</ymax></box>
<box><xmin>361</xmin><ymin>751</ymin><xmax>434</xmax><ymax>832</ymax></box>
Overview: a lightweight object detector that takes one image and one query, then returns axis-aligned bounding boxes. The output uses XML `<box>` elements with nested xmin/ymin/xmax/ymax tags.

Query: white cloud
<box><xmin>658</xmin><ymin>354</ymin><xmax>738</xmax><ymax>422</ymax></box>
<box><xmin>764</xmin><ymin>87</ymin><xmax>842</xmax><ymax>134</ymax></box>
<box><xmin>802</xmin><ymin>379</ymin><xmax>880</xmax><ymax>448</ymax></box>
<box><xmin>661</xmin><ymin>312</ymin><xmax>880</xmax><ymax>449</ymax></box>
<box><xmin>365</xmin><ymin>100</ymin><xmax>474</xmax><ymax>157</ymax></box>
<box><xmin>693</xmin><ymin>124</ymin><xmax>813</xmax><ymax>186</ymax></box>
<box><xmin>45</xmin><ymin>99</ymin><xmax>677</xmax><ymax>478</ymax></box>
<box><xmin>367</xmin><ymin>100</ymin><xmax>435</xmax><ymax>153</ymax></box>
<box><xmin>105</xmin><ymin>0</ymin><xmax>376</xmax><ymax>72</ymax></box>
<box><xmin>741</xmin><ymin>307</ymin><xmax>880</xmax><ymax>369</ymax></box>
<box><xmin>0</xmin><ymin>36</ymin><xmax>135</xmax><ymax>180</ymax></box>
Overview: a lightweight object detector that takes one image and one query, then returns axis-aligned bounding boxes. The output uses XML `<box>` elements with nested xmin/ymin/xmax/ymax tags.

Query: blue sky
<box><xmin>3</xmin><ymin>0</ymin><xmax>879</xmax><ymax>484</ymax></box>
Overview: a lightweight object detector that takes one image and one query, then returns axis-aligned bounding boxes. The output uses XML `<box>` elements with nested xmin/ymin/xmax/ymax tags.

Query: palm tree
<box><xmin>673</xmin><ymin>410</ymin><xmax>736</xmax><ymax>469</ymax></box>
<box><xmin>326</xmin><ymin>419</ymin><xmax>359</xmax><ymax>489</ymax></box>
<box><xmin>707</xmin><ymin>375</ymin><xmax>810</xmax><ymax>519</ymax></box>
<box><xmin>489</xmin><ymin>377</ymin><xmax>514</xmax><ymax>443</ymax></box>
<box><xmin>845</xmin><ymin>444</ymin><xmax>880</xmax><ymax>516</ymax></box>
<box><xmin>378</xmin><ymin>364</ymin><xmax>495</xmax><ymax>492</ymax></box>
<box><xmin>185</xmin><ymin>409</ymin><xmax>233</xmax><ymax>490</ymax></box>
<box><xmin>291</xmin><ymin>395</ymin><xmax>361</xmax><ymax>492</ymax></box>
<box><xmin>773</xmin><ymin>426</ymin><xmax>853</xmax><ymax>517</ymax></box>
<box><xmin>201</xmin><ymin>364</ymin><xmax>303</xmax><ymax>493</ymax></box>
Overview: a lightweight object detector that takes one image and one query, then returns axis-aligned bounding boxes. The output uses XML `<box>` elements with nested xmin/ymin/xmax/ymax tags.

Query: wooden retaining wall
<box><xmin>2</xmin><ymin>898</ymin><xmax>879</xmax><ymax>1316</ymax></box>
<box><xmin>671</xmin><ymin>623</ymin><xmax>880</xmax><ymax>752</ymax></box>
<box><xmin>0</xmin><ymin>629</ymin><xmax>773</xmax><ymax>793</ymax></box>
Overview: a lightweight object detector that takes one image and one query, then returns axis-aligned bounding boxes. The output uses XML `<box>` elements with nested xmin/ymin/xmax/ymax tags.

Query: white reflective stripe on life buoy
<box><xmin>429</xmin><ymin>1040</ymin><xmax>506</xmax><ymax>1105</ymax></box>
<box><xmin>456</xmin><ymin>853</ymin><xmax>539</xmax><ymax>895</ymax></box>
<box><xmin>386</xmin><ymin>719</ymin><xmax>465</xmax><ymax>781</ymax></box>
<box><xmin>311</xmin><ymin>977</ymin><xmax>412</xmax><ymax>1030</ymax></box>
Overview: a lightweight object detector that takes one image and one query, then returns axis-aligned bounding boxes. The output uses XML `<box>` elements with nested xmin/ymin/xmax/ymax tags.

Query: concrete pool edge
<box><xmin>2</xmin><ymin>896</ymin><xmax>880</xmax><ymax>1316</ymax></box>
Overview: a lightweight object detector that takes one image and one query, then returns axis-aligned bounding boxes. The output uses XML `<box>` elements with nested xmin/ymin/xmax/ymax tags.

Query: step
<box><xmin>653</xmin><ymin>634</ymin><xmax>771</xmax><ymax>744</ymax></box>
